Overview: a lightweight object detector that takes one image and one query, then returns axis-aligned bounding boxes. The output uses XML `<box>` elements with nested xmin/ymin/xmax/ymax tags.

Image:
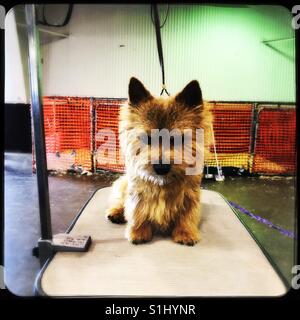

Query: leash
<box><xmin>229</xmin><ymin>201</ymin><xmax>295</xmax><ymax>239</ymax></box>
<box><xmin>151</xmin><ymin>4</ymin><xmax>170</xmax><ymax>96</ymax></box>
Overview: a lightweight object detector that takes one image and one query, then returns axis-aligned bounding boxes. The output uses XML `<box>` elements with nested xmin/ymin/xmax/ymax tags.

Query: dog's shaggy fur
<box><xmin>106</xmin><ymin>77</ymin><xmax>212</xmax><ymax>245</ymax></box>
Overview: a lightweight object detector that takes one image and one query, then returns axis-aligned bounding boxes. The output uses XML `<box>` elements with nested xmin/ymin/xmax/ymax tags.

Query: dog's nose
<box><xmin>153</xmin><ymin>164</ymin><xmax>171</xmax><ymax>175</ymax></box>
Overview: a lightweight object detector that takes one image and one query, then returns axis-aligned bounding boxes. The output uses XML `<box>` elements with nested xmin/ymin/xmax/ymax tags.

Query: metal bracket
<box><xmin>34</xmin><ymin>235</ymin><xmax>92</xmax><ymax>267</ymax></box>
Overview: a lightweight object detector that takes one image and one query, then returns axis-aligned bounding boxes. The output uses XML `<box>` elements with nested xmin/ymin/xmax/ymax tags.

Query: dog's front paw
<box><xmin>106</xmin><ymin>207</ymin><xmax>126</xmax><ymax>224</ymax></box>
<box><xmin>127</xmin><ymin>223</ymin><xmax>153</xmax><ymax>245</ymax></box>
<box><xmin>172</xmin><ymin>229</ymin><xmax>200</xmax><ymax>246</ymax></box>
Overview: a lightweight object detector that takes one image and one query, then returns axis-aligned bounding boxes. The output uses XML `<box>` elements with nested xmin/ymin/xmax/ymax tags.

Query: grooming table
<box><xmin>35</xmin><ymin>187</ymin><xmax>287</xmax><ymax>297</ymax></box>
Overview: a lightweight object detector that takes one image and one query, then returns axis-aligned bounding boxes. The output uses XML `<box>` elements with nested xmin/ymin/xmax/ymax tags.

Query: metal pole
<box><xmin>25</xmin><ymin>5</ymin><xmax>52</xmax><ymax>241</ymax></box>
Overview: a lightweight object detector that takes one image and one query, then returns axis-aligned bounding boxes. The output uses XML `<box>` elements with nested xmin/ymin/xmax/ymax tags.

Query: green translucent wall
<box><xmin>38</xmin><ymin>4</ymin><xmax>296</xmax><ymax>102</ymax></box>
<box><xmin>162</xmin><ymin>5</ymin><xmax>295</xmax><ymax>102</ymax></box>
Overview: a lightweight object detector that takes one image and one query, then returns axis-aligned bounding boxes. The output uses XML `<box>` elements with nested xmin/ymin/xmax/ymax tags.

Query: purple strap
<box><xmin>229</xmin><ymin>201</ymin><xmax>295</xmax><ymax>239</ymax></box>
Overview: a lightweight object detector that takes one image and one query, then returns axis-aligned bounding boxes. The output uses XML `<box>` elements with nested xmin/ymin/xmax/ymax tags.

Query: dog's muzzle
<box><xmin>153</xmin><ymin>164</ymin><xmax>171</xmax><ymax>175</ymax></box>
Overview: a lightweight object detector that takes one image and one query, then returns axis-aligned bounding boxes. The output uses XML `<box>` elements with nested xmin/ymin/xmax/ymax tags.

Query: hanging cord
<box><xmin>37</xmin><ymin>4</ymin><xmax>73</xmax><ymax>27</ymax></box>
<box><xmin>210</xmin><ymin>123</ymin><xmax>225</xmax><ymax>181</ymax></box>
<box><xmin>151</xmin><ymin>4</ymin><xmax>170</xmax><ymax>96</ymax></box>
<box><xmin>151</xmin><ymin>4</ymin><xmax>169</xmax><ymax>28</ymax></box>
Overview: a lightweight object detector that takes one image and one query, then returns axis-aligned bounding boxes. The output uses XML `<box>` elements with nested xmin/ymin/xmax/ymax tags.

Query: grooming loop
<box><xmin>151</xmin><ymin>4</ymin><xmax>170</xmax><ymax>97</ymax></box>
<box><xmin>160</xmin><ymin>83</ymin><xmax>170</xmax><ymax>96</ymax></box>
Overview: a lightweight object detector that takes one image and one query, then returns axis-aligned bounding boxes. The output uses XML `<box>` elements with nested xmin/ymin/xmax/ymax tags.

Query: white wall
<box><xmin>5</xmin><ymin>4</ymin><xmax>296</xmax><ymax>103</ymax></box>
<box><xmin>5</xmin><ymin>7</ymin><xmax>30</xmax><ymax>103</ymax></box>
<box><xmin>42</xmin><ymin>4</ymin><xmax>160</xmax><ymax>99</ymax></box>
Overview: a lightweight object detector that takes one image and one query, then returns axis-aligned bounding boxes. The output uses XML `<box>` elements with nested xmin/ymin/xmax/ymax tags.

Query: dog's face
<box><xmin>120</xmin><ymin>77</ymin><xmax>208</xmax><ymax>185</ymax></box>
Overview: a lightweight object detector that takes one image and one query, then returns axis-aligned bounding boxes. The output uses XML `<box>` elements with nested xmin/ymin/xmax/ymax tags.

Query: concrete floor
<box><xmin>4</xmin><ymin>152</ymin><xmax>295</xmax><ymax>296</ymax></box>
<box><xmin>4</xmin><ymin>152</ymin><xmax>119</xmax><ymax>296</ymax></box>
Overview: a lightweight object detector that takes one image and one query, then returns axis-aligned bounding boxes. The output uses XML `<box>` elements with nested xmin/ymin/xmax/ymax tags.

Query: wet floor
<box><xmin>4</xmin><ymin>153</ymin><xmax>296</xmax><ymax>295</ymax></box>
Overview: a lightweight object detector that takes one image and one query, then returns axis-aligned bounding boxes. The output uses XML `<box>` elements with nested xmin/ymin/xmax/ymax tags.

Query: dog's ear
<box><xmin>175</xmin><ymin>80</ymin><xmax>203</xmax><ymax>108</ymax></box>
<box><xmin>128</xmin><ymin>77</ymin><xmax>152</xmax><ymax>106</ymax></box>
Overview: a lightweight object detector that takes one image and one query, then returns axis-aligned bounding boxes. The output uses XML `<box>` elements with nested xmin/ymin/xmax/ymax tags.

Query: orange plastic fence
<box><xmin>252</xmin><ymin>106</ymin><xmax>296</xmax><ymax>174</ymax></box>
<box><xmin>42</xmin><ymin>96</ymin><xmax>92</xmax><ymax>172</ymax></box>
<box><xmin>94</xmin><ymin>98</ymin><xmax>126</xmax><ymax>172</ymax></box>
<box><xmin>205</xmin><ymin>102</ymin><xmax>253</xmax><ymax>170</ymax></box>
<box><xmin>35</xmin><ymin>97</ymin><xmax>295</xmax><ymax>175</ymax></box>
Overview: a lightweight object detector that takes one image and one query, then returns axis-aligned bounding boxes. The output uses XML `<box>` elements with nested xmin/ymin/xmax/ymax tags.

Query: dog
<box><xmin>105</xmin><ymin>77</ymin><xmax>212</xmax><ymax>245</ymax></box>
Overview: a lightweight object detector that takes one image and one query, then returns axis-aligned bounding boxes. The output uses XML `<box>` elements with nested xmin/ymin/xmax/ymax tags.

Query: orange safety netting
<box><xmin>42</xmin><ymin>96</ymin><xmax>92</xmax><ymax>172</ymax></box>
<box><xmin>94</xmin><ymin>98</ymin><xmax>126</xmax><ymax>172</ymax></box>
<box><xmin>252</xmin><ymin>106</ymin><xmax>296</xmax><ymax>174</ymax></box>
<box><xmin>34</xmin><ymin>97</ymin><xmax>295</xmax><ymax>175</ymax></box>
<box><xmin>205</xmin><ymin>102</ymin><xmax>253</xmax><ymax>170</ymax></box>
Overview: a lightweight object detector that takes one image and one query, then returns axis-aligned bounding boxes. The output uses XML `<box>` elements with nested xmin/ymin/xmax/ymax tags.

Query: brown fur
<box><xmin>106</xmin><ymin>78</ymin><xmax>212</xmax><ymax>246</ymax></box>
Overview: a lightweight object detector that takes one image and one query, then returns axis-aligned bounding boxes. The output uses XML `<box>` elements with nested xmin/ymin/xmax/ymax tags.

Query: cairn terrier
<box><xmin>106</xmin><ymin>77</ymin><xmax>212</xmax><ymax>246</ymax></box>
